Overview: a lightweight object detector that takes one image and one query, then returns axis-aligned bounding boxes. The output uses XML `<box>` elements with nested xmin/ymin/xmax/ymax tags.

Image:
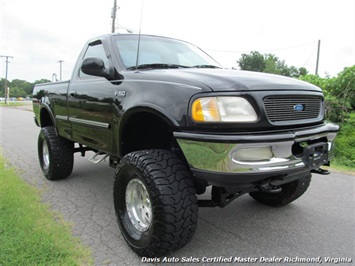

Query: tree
<box><xmin>330</xmin><ymin>66</ymin><xmax>355</xmax><ymax>110</ymax></box>
<box><xmin>0</xmin><ymin>79</ymin><xmax>7</xmax><ymax>97</ymax></box>
<box><xmin>263</xmin><ymin>54</ymin><xmax>280</xmax><ymax>75</ymax></box>
<box><xmin>278</xmin><ymin>60</ymin><xmax>291</xmax><ymax>76</ymax></box>
<box><xmin>237</xmin><ymin>51</ymin><xmax>309</xmax><ymax>78</ymax></box>
<box><xmin>0</xmin><ymin>78</ymin><xmax>51</xmax><ymax>98</ymax></box>
<box><xmin>237</xmin><ymin>51</ymin><xmax>266</xmax><ymax>72</ymax></box>
<box><xmin>10</xmin><ymin>79</ymin><xmax>33</xmax><ymax>96</ymax></box>
<box><xmin>299</xmin><ymin>66</ymin><xmax>355</xmax><ymax>168</ymax></box>
<box><xmin>298</xmin><ymin>67</ymin><xmax>308</xmax><ymax>76</ymax></box>
<box><xmin>287</xmin><ymin>66</ymin><xmax>300</xmax><ymax>77</ymax></box>
<box><xmin>34</xmin><ymin>79</ymin><xmax>51</xmax><ymax>85</ymax></box>
<box><xmin>9</xmin><ymin>87</ymin><xmax>27</xmax><ymax>98</ymax></box>
<box><xmin>299</xmin><ymin>66</ymin><xmax>355</xmax><ymax>123</ymax></box>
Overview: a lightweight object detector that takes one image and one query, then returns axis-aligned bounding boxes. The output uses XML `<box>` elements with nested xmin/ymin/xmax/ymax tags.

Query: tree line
<box><xmin>0</xmin><ymin>79</ymin><xmax>50</xmax><ymax>98</ymax></box>
<box><xmin>237</xmin><ymin>51</ymin><xmax>308</xmax><ymax>77</ymax></box>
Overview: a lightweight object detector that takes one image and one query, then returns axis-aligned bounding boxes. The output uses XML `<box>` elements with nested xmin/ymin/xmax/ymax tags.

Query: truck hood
<box><xmin>126</xmin><ymin>68</ymin><xmax>322</xmax><ymax>92</ymax></box>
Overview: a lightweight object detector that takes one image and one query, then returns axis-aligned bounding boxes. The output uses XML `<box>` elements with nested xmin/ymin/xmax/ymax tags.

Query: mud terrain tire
<box><xmin>38</xmin><ymin>126</ymin><xmax>74</xmax><ymax>180</ymax></box>
<box><xmin>114</xmin><ymin>149</ymin><xmax>198</xmax><ymax>257</ymax></box>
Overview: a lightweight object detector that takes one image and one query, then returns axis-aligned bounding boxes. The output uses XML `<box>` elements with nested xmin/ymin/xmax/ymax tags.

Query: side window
<box><xmin>79</xmin><ymin>41</ymin><xmax>110</xmax><ymax>78</ymax></box>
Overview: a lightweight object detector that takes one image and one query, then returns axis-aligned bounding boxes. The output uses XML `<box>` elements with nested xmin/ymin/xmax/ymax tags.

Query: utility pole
<box><xmin>111</xmin><ymin>0</ymin><xmax>117</xmax><ymax>33</ymax></box>
<box><xmin>57</xmin><ymin>60</ymin><xmax>64</xmax><ymax>81</ymax></box>
<box><xmin>315</xmin><ymin>40</ymin><xmax>321</xmax><ymax>75</ymax></box>
<box><xmin>1</xmin><ymin>55</ymin><xmax>14</xmax><ymax>104</ymax></box>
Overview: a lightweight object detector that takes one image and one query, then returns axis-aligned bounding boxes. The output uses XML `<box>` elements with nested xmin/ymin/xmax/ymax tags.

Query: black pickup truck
<box><xmin>33</xmin><ymin>33</ymin><xmax>339</xmax><ymax>257</ymax></box>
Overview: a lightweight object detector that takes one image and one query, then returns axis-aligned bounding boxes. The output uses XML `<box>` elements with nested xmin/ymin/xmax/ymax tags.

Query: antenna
<box><xmin>135</xmin><ymin>0</ymin><xmax>144</xmax><ymax>71</ymax></box>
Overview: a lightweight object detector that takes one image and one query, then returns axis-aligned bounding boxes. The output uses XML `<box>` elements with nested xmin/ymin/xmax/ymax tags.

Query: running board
<box><xmin>88</xmin><ymin>152</ymin><xmax>109</xmax><ymax>164</ymax></box>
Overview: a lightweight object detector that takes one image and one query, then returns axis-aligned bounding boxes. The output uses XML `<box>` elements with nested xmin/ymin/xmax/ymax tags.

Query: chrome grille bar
<box><xmin>264</xmin><ymin>96</ymin><xmax>323</xmax><ymax>125</ymax></box>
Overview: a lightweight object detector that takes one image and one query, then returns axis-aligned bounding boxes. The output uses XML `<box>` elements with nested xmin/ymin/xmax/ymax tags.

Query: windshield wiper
<box><xmin>192</xmin><ymin>65</ymin><xmax>222</xmax><ymax>69</ymax></box>
<box><xmin>126</xmin><ymin>63</ymin><xmax>190</xmax><ymax>70</ymax></box>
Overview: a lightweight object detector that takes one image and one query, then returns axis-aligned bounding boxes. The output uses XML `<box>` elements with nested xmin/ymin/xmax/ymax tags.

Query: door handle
<box><xmin>69</xmin><ymin>90</ymin><xmax>77</xmax><ymax>97</ymax></box>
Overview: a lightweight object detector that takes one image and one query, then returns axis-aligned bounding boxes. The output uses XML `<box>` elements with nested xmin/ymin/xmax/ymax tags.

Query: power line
<box><xmin>206</xmin><ymin>40</ymin><xmax>317</xmax><ymax>54</ymax></box>
<box><xmin>302</xmin><ymin>45</ymin><xmax>317</xmax><ymax>68</ymax></box>
<box><xmin>260</xmin><ymin>40</ymin><xmax>317</xmax><ymax>53</ymax></box>
<box><xmin>1</xmin><ymin>55</ymin><xmax>14</xmax><ymax>104</ymax></box>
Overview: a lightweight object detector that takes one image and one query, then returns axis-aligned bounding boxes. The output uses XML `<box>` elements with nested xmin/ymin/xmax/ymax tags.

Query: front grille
<box><xmin>264</xmin><ymin>96</ymin><xmax>323</xmax><ymax>125</ymax></box>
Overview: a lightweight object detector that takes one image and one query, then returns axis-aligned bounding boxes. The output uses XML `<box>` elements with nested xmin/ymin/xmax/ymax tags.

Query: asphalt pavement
<box><xmin>0</xmin><ymin>104</ymin><xmax>354</xmax><ymax>266</ymax></box>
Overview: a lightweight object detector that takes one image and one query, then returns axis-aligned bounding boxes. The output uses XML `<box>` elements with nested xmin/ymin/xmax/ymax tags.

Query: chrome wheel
<box><xmin>42</xmin><ymin>140</ymin><xmax>50</xmax><ymax>170</ymax></box>
<box><xmin>125</xmin><ymin>179</ymin><xmax>152</xmax><ymax>232</ymax></box>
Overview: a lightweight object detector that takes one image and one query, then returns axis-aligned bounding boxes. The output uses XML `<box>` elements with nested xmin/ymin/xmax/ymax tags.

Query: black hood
<box><xmin>124</xmin><ymin>68</ymin><xmax>322</xmax><ymax>92</ymax></box>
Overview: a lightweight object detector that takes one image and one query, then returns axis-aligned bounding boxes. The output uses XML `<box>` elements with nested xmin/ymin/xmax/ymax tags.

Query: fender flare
<box><xmin>38</xmin><ymin>103</ymin><xmax>56</xmax><ymax>128</ymax></box>
<box><xmin>120</xmin><ymin>104</ymin><xmax>179</xmax><ymax>127</ymax></box>
<box><xmin>117</xmin><ymin>103</ymin><xmax>180</xmax><ymax>156</ymax></box>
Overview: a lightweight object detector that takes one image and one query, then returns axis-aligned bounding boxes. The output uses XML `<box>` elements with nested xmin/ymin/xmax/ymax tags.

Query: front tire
<box><xmin>249</xmin><ymin>173</ymin><xmax>312</xmax><ymax>206</ymax></box>
<box><xmin>114</xmin><ymin>149</ymin><xmax>198</xmax><ymax>257</ymax></box>
<box><xmin>38</xmin><ymin>126</ymin><xmax>74</xmax><ymax>180</ymax></box>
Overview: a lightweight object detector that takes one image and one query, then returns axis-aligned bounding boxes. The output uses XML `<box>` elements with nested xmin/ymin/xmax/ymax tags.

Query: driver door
<box><xmin>67</xmin><ymin>40</ymin><xmax>116</xmax><ymax>153</ymax></box>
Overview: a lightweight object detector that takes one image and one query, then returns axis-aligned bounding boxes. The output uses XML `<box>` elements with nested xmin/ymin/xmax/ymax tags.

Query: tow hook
<box><xmin>259</xmin><ymin>183</ymin><xmax>282</xmax><ymax>194</ymax></box>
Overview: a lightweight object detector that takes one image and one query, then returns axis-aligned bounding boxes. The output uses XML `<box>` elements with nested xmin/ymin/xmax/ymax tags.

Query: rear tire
<box><xmin>38</xmin><ymin>126</ymin><xmax>74</xmax><ymax>180</ymax></box>
<box><xmin>249</xmin><ymin>173</ymin><xmax>312</xmax><ymax>206</ymax></box>
<box><xmin>114</xmin><ymin>149</ymin><xmax>198</xmax><ymax>257</ymax></box>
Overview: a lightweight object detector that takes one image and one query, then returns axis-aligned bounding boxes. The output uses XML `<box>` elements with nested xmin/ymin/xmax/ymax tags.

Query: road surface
<box><xmin>0</xmin><ymin>105</ymin><xmax>354</xmax><ymax>265</ymax></box>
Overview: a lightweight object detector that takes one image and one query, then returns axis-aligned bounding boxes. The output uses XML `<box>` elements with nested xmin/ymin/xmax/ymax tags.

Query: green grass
<box><xmin>0</xmin><ymin>101</ymin><xmax>28</xmax><ymax>107</ymax></box>
<box><xmin>329</xmin><ymin>161</ymin><xmax>355</xmax><ymax>175</ymax></box>
<box><xmin>0</xmin><ymin>156</ymin><xmax>93</xmax><ymax>266</ymax></box>
<box><xmin>333</xmin><ymin>122</ymin><xmax>355</xmax><ymax>169</ymax></box>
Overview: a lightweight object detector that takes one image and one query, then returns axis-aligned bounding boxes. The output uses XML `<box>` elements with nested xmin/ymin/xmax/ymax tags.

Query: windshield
<box><xmin>114</xmin><ymin>35</ymin><xmax>221</xmax><ymax>69</ymax></box>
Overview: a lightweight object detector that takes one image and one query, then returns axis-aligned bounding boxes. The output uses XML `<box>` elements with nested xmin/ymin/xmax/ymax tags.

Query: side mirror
<box><xmin>81</xmin><ymin>57</ymin><xmax>112</xmax><ymax>79</ymax></box>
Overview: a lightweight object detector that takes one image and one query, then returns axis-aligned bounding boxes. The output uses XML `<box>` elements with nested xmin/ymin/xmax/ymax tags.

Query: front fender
<box><xmin>120</xmin><ymin>104</ymin><xmax>180</xmax><ymax>129</ymax></box>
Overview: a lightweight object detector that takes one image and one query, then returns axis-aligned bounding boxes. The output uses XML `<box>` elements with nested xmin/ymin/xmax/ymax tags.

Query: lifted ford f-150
<box><xmin>33</xmin><ymin>33</ymin><xmax>339</xmax><ymax>257</ymax></box>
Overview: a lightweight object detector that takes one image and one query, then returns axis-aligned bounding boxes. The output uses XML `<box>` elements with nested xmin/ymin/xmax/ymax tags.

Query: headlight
<box><xmin>192</xmin><ymin>97</ymin><xmax>258</xmax><ymax>122</ymax></box>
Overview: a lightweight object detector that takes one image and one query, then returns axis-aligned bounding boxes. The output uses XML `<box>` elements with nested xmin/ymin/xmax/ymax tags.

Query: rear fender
<box><xmin>39</xmin><ymin>103</ymin><xmax>56</xmax><ymax>128</ymax></box>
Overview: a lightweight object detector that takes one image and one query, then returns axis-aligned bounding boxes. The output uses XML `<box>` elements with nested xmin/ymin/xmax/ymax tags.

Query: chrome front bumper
<box><xmin>175</xmin><ymin>123</ymin><xmax>339</xmax><ymax>175</ymax></box>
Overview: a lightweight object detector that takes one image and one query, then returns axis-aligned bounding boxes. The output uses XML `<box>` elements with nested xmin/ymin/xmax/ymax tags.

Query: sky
<box><xmin>1</xmin><ymin>0</ymin><xmax>354</xmax><ymax>83</ymax></box>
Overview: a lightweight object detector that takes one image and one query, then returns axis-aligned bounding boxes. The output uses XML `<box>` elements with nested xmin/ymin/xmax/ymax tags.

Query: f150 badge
<box><xmin>115</xmin><ymin>91</ymin><xmax>126</xmax><ymax>97</ymax></box>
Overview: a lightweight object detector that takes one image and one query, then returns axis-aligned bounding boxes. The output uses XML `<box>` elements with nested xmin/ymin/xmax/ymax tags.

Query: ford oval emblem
<box><xmin>294</xmin><ymin>104</ymin><xmax>304</xmax><ymax>111</ymax></box>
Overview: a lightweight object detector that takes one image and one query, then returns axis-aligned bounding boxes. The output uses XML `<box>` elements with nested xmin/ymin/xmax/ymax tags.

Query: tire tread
<box><xmin>114</xmin><ymin>149</ymin><xmax>198</xmax><ymax>257</ymax></box>
<box><xmin>38</xmin><ymin>127</ymin><xmax>73</xmax><ymax>180</ymax></box>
